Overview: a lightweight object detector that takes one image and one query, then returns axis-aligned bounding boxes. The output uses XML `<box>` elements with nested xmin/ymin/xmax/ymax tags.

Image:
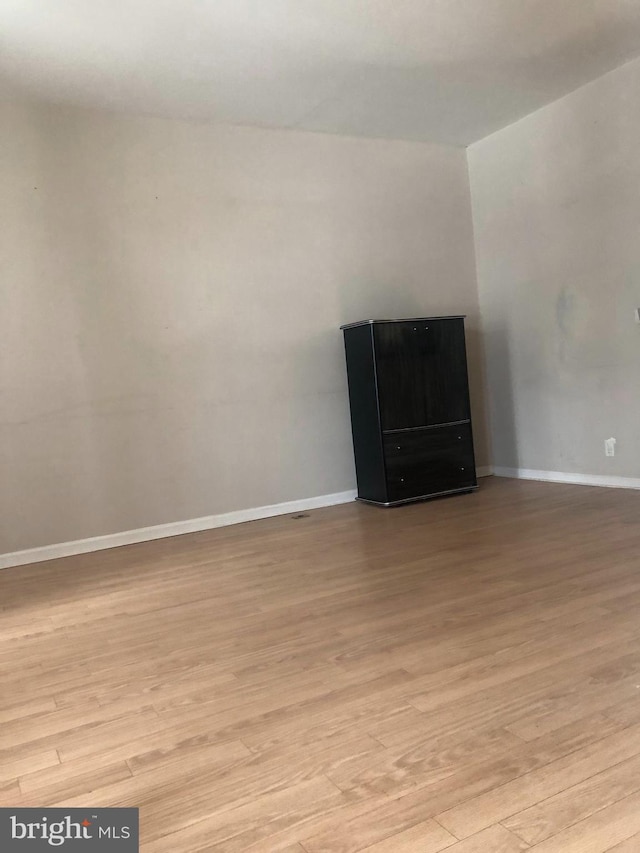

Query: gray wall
<box><xmin>468</xmin><ymin>56</ymin><xmax>640</xmax><ymax>478</ymax></box>
<box><xmin>1</xmin><ymin>99</ymin><xmax>486</xmax><ymax>554</ymax></box>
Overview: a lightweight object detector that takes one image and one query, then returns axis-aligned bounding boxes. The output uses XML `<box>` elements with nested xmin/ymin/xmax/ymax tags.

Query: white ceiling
<box><xmin>2</xmin><ymin>0</ymin><xmax>640</xmax><ymax>146</ymax></box>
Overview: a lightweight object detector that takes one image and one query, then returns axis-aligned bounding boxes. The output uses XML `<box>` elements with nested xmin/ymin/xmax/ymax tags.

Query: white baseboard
<box><xmin>0</xmin><ymin>467</ymin><xmax>495</xmax><ymax>571</ymax></box>
<box><xmin>493</xmin><ymin>467</ymin><xmax>640</xmax><ymax>490</ymax></box>
<box><xmin>0</xmin><ymin>489</ymin><xmax>358</xmax><ymax>571</ymax></box>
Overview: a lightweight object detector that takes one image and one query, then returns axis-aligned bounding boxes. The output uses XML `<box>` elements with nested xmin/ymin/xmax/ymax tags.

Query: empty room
<box><xmin>2</xmin><ymin>2</ymin><xmax>640</xmax><ymax>851</ymax></box>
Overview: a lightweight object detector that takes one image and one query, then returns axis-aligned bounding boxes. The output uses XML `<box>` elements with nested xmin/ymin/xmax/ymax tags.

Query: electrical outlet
<box><xmin>635</xmin><ymin>308</ymin><xmax>640</xmax><ymax>324</ymax></box>
<box><xmin>605</xmin><ymin>437</ymin><xmax>616</xmax><ymax>457</ymax></box>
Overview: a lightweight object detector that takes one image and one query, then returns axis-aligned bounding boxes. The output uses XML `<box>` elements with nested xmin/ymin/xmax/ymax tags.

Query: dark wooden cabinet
<box><xmin>341</xmin><ymin>317</ymin><xmax>477</xmax><ymax>505</ymax></box>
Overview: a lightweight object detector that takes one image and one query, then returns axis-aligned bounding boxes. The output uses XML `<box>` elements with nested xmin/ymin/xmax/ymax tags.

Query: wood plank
<box><xmin>502</xmin><ymin>752</ymin><xmax>640</xmax><ymax>845</ymax></box>
<box><xmin>55</xmin><ymin>732</ymin><xmax>382</xmax><ymax>843</ymax></box>
<box><xmin>1</xmin><ymin>478</ymin><xmax>640</xmax><ymax>852</ymax></box>
<box><xmin>523</xmin><ymin>789</ymin><xmax>640</xmax><ymax>852</ymax></box>
<box><xmin>407</xmin><ymin>633</ymin><xmax>640</xmax><ymax>744</ymax></box>
<box><xmin>0</xmin><ymin>697</ymin><xmax>57</xmax><ymax>723</ymax></box>
<box><xmin>504</xmin><ymin>648</ymin><xmax>640</xmax><ymax>740</ymax></box>
<box><xmin>435</xmin><ymin>721</ymin><xmax>640</xmax><ymax>839</ymax></box>
<box><xmin>325</xmin><ymin>726</ymin><xmax>523</xmax><ymax>794</ymax></box>
<box><xmin>141</xmin><ymin>776</ymin><xmax>344</xmax><ymax>851</ymax></box>
<box><xmin>357</xmin><ymin>818</ymin><xmax>456</xmax><ymax>852</ymax></box>
<box><xmin>241</xmin><ymin>845</ymin><xmax>306</xmax><ymax>853</ymax></box>
<box><xmin>19</xmin><ymin>761</ymin><xmax>133</xmax><ymax>805</ymax></box>
<box><xmin>0</xmin><ymin>779</ymin><xmax>23</xmax><ymax>808</ymax></box>
<box><xmin>0</xmin><ymin>749</ymin><xmax>59</xmax><ymax>786</ymax></box>
<box><xmin>604</xmin><ymin>833</ymin><xmax>640</xmax><ymax>852</ymax></box>
<box><xmin>300</xmin><ymin>712</ymin><xmax>622</xmax><ymax>853</ymax></box>
<box><xmin>445</xmin><ymin>824</ymin><xmax>530</xmax><ymax>853</ymax></box>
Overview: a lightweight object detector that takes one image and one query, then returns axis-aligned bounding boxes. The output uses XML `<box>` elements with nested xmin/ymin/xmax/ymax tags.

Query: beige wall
<box><xmin>1</xmin><ymin>99</ymin><xmax>485</xmax><ymax>554</ymax></box>
<box><xmin>468</xmin><ymin>57</ymin><xmax>640</xmax><ymax>478</ymax></box>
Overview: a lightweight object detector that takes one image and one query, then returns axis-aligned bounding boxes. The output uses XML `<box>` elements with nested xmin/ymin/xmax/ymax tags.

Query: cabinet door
<box><xmin>383</xmin><ymin>423</ymin><xmax>476</xmax><ymax>501</ymax></box>
<box><xmin>374</xmin><ymin>320</ymin><xmax>470</xmax><ymax>430</ymax></box>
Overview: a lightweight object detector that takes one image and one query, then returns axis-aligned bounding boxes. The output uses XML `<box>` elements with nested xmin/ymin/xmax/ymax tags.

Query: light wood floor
<box><xmin>2</xmin><ymin>477</ymin><xmax>640</xmax><ymax>851</ymax></box>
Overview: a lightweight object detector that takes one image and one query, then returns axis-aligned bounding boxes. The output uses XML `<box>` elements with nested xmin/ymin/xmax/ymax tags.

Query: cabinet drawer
<box><xmin>384</xmin><ymin>423</ymin><xmax>476</xmax><ymax>501</ymax></box>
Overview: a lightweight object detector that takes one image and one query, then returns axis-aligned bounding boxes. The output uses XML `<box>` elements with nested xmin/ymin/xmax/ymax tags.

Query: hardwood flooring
<box><xmin>1</xmin><ymin>476</ymin><xmax>640</xmax><ymax>851</ymax></box>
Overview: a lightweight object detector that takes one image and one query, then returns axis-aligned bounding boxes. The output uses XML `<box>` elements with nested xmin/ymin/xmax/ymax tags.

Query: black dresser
<box><xmin>341</xmin><ymin>317</ymin><xmax>477</xmax><ymax>506</ymax></box>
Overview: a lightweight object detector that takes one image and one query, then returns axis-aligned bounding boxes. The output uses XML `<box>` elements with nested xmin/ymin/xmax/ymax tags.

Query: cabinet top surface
<box><xmin>340</xmin><ymin>316</ymin><xmax>466</xmax><ymax>330</ymax></box>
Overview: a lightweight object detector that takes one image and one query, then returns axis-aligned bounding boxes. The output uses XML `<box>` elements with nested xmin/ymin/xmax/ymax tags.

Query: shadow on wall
<box><xmin>488</xmin><ymin>328</ymin><xmax>519</xmax><ymax>470</ymax></box>
<box><xmin>462</xmin><ymin>320</ymin><xmax>491</xmax><ymax>470</ymax></box>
